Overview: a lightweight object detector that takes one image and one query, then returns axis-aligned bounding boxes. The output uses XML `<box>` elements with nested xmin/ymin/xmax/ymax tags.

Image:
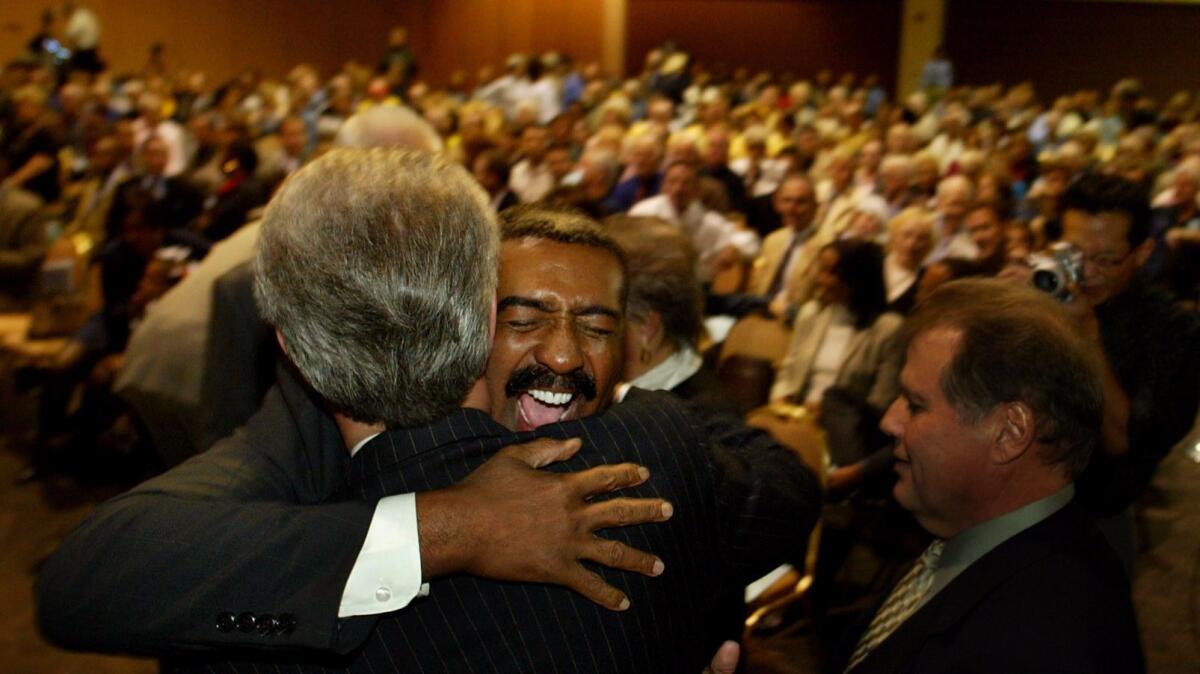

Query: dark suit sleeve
<box><xmin>199</xmin><ymin>262</ymin><xmax>278</xmax><ymax>451</ymax></box>
<box><xmin>696</xmin><ymin>404</ymin><xmax>822</xmax><ymax>584</ymax></box>
<box><xmin>36</xmin><ymin>369</ymin><xmax>379</xmax><ymax>657</ymax></box>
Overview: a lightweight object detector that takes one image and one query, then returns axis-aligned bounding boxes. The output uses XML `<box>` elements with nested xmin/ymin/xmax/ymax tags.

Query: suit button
<box><xmin>276</xmin><ymin>613</ymin><xmax>296</xmax><ymax>635</ymax></box>
<box><xmin>215</xmin><ymin>611</ymin><xmax>236</xmax><ymax>633</ymax></box>
<box><xmin>257</xmin><ymin>613</ymin><xmax>276</xmax><ymax>636</ymax></box>
<box><xmin>236</xmin><ymin>612</ymin><xmax>257</xmax><ymax>633</ymax></box>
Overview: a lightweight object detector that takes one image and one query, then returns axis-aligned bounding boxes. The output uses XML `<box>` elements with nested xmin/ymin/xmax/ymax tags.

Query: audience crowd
<box><xmin>7</xmin><ymin>13</ymin><xmax>1200</xmax><ymax>673</ymax></box>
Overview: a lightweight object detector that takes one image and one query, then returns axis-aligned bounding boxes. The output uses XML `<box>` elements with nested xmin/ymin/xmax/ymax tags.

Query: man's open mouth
<box><xmin>516</xmin><ymin>388</ymin><xmax>579</xmax><ymax>431</ymax></box>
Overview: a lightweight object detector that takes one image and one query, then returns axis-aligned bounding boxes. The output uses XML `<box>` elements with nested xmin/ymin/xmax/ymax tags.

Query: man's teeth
<box><xmin>528</xmin><ymin>389</ymin><xmax>574</xmax><ymax>406</ymax></box>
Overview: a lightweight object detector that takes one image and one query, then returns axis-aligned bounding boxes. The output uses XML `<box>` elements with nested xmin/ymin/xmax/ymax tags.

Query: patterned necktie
<box><xmin>845</xmin><ymin>539</ymin><xmax>945</xmax><ymax>672</ymax></box>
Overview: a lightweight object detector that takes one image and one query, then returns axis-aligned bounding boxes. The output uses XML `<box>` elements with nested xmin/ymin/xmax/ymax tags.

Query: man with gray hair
<box><xmin>116</xmin><ymin>105</ymin><xmax>444</xmax><ymax>465</ymax></box>
<box><xmin>39</xmin><ymin>148</ymin><xmax>679</xmax><ymax>660</ymax></box>
<box><xmin>926</xmin><ymin>174</ymin><xmax>977</xmax><ymax>264</ymax></box>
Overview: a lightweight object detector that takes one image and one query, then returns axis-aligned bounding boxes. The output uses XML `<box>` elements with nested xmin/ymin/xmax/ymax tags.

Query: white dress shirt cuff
<box><xmin>337</xmin><ymin>493</ymin><xmax>429</xmax><ymax>617</ymax></box>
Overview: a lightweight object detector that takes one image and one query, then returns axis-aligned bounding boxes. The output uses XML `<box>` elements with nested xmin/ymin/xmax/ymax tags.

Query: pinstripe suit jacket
<box><xmin>176</xmin><ymin>388</ymin><xmax>812</xmax><ymax>674</ymax></box>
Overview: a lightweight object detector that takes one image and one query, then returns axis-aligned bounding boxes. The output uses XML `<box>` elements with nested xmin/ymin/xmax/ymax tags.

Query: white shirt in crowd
<box><xmin>629</xmin><ymin>194</ymin><xmax>761</xmax><ymax>278</ymax></box>
<box><xmin>509</xmin><ymin>158</ymin><xmax>556</xmax><ymax>203</ymax></box>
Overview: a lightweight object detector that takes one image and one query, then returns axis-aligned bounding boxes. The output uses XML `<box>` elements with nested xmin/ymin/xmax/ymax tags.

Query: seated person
<box><xmin>0</xmin><ymin>180</ymin><xmax>46</xmax><ymax>311</ymax></box>
<box><xmin>30</xmin><ymin>188</ymin><xmax>209</xmax><ymax>476</ymax></box>
<box><xmin>629</xmin><ymin>160</ymin><xmax>759</xmax><ymax>281</ymax></box>
<box><xmin>883</xmin><ymin>207</ymin><xmax>934</xmax><ymax>314</ymax></box>
<box><xmin>769</xmin><ymin>239</ymin><xmax>904</xmax><ymax>491</ymax></box>
<box><xmin>195</xmin><ymin>141</ymin><xmax>270</xmax><ymax>243</ymax></box>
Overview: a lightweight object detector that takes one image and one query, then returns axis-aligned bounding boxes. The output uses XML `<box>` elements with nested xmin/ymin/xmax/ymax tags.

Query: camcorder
<box><xmin>1028</xmin><ymin>242</ymin><xmax>1084</xmax><ymax>302</ymax></box>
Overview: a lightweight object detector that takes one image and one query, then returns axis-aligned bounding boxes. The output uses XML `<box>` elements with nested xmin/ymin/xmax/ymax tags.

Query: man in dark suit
<box><xmin>38</xmin><ymin>149</ymin><xmax>676</xmax><ymax>658</ymax></box>
<box><xmin>837</xmin><ymin>279</ymin><xmax>1144</xmax><ymax>674</ymax></box>
<box><xmin>116</xmin><ymin>135</ymin><xmax>203</xmax><ymax>232</ymax></box>
<box><xmin>39</xmin><ymin>150</ymin><xmax>812</xmax><ymax>670</ymax></box>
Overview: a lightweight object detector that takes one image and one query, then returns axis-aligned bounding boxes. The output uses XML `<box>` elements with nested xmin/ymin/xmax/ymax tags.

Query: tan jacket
<box><xmin>769</xmin><ymin>301</ymin><xmax>904</xmax><ymax>412</ymax></box>
<box><xmin>748</xmin><ymin>225</ymin><xmax>822</xmax><ymax>307</ymax></box>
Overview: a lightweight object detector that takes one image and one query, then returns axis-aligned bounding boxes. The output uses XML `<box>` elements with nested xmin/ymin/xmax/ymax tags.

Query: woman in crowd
<box><xmin>883</xmin><ymin>206</ymin><xmax>935</xmax><ymax>313</ymax></box>
<box><xmin>765</xmin><ymin>238</ymin><xmax>906</xmax><ymax>499</ymax></box>
<box><xmin>604</xmin><ymin>214</ymin><xmax>731</xmax><ymax>411</ymax></box>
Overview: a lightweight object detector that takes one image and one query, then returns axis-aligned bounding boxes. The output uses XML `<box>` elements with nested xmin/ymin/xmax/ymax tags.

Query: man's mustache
<box><xmin>505</xmin><ymin>365</ymin><xmax>597</xmax><ymax>401</ymax></box>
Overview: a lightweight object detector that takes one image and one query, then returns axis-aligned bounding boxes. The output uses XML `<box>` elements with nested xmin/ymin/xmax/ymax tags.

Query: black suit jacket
<box><xmin>39</xmin><ymin>369</ymin><xmax>814</xmax><ymax>670</ymax></box>
<box><xmin>837</xmin><ymin>500</ymin><xmax>1144</xmax><ymax>674</ymax></box>
<box><xmin>198</xmin><ymin>261</ymin><xmax>277</xmax><ymax>451</ymax></box>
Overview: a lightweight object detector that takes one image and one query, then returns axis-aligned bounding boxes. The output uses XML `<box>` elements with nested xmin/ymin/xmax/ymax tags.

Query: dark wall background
<box><xmin>626</xmin><ymin>0</ymin><xmax>902</xmax><ymax>92</ymax></box>
<box><xmin>946</xmin><ymin>0</ymin><xmax>1200</xmax><ymax>101</ymax></box>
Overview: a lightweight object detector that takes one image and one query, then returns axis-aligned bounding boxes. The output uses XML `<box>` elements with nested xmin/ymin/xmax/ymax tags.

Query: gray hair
<box><xmin>255</xmin><ymin>148</ymin><xmax>498</xmax><ymax>427</ymax></box>
<box><xmin>604</xmin><ymin>215</ymin><xmax>703</xmax><ymax>349</ymax></box>
<box><xmin>334</xmin><ymin>106</ymin><xmax>444</xmax><ymax>153</ymax></box>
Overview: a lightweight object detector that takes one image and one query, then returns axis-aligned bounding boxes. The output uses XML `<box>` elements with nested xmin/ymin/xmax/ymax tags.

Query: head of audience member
<box><xmin>742</xmin><ymin>126</ymin><xmax>768</xmax><ymax>162</ymax></box>
<box><xmin>255</xmin><ymin>148</ymin><xmax>497</xmax><ymax>428</ymax></box>
<box><xmin>1169</xmin><ymin>166</ymin><xmax>1199</xmax><ymax>208</ymax></box>
<box><xmin>626</xmin><ymin>135</ymin><xmax>663</xmax><ymax>180</ymax></box>
<box><xmin>577</xmin><ymin>149</ymin><xmax>618</xmax><ymax>202</ymax></box>
<box><xmin>1005</xmin><ymin>221</ymin><xmax>1034</xmax><ymax>262</ymax></box>
<box><xmin>704</xmin><ymin>128</ymin><xmax>731</xmax><ymax>170</ymax></box>
<box><xmin>964</xmin><ymin>204</ymin><xmax>1005</xmax><ymax>268</ymax></box>
<box><xmin>774</xmin><ymin>173</ymin><xmax>818</xmax><ymax>232</ymax></box>
<box><xmin>665</xmin><ymin>135</ymin><xmax>701</xmax><ymax>167</ymax></box>
<box><xmin>137</xmin><ymin>92</ymin><xmax>163</xmax><ymax>126</ymax></box>
<box><xmin>846</xmin><ymin>195</ymin><xmax>889</xmax><ymax>241</ymax></box>
<box><xmin>936</xmin><ymin>174</ymin><xmax>975</xmax><ymax>232</ymax></box>
<box><xmin>545</xmin><ymin>144</ymin><xmax>574</xmax><ymax>183</ymax></box>
<box><xmin>605</xmin><ymin>215</ymin><xmax>704</xmax><ymax>382</ymax></box>
<box><xmin>886</xmin><ymin>122</ymin><xmax>916</xmax><ymax>155</ymax></box>
<box><xmin>858</xmin><ymin>139</ymin><xmax>884</xmax><ymax>176</ymax></box>
<box><xmin>334</xmin><ymin>105</ymin><xmax>444</xmax><ymax>153</ymax></box>
<box><xmin>879</xmin><ymin>154</ymin><xmax>913</xmax><ymax>201</ymax></box>
<box><xmin>140</xmin><ymin>136</ymin><xmax>169</xmax><ymax>178</ymax></box>
<box><xmin>827</xmin><ymin>150</ymin><xmax>856</xmax><ymax>194</ymax></box>
<box><xmin>107</xmin><ymin>188</ymin><xmax>164</xmax><ymax>257</ymax></box>
<box><xmin>662</xmin><ymin>161</ymin><xmax>700</xmax><ymax>213</ymax></box>
<box><xmin>87</xmin><ymin>135</ymin><xmax>120</xmax><ymax>178</ymax></box>
<box><xmin>472</xmin><ymin>149</ymin><xmax>510</xmax><ymax>197</ymax></box>
<box><xmin>888</xmin><ymin>207</ymin><xmax>935</xmax><ymax>272</ymax></box>
<box><xmin>1061</xmin><ymin>173</ymin><xmax>1152</xmax><ymax>307</ymax></box>
<box><xmin>815</xmin><ymin>238</ymin><xmax>888</xmax><ymax>329</ymax></box>
<box><xmin>911</xmin><ymin>152</ymin><xmax>940</xmax><ymax>197</ymax></box>
<box><xmin>279</xmin><ymin>115</ymin><xmax>308</xmax><ymax>159</ymax></box>
<box><xmin>518</xmin><ymin>124</ymin><xmax>549</xmax><ymax>164</ymax></box>
<box><xmin>485</xmin><ymin>207</ymin><xmax>627</xmax><ymax>431</ymax></box>
<box><xmin>884</xmin><ymin>279</ymin><xmax>1102</xmax><ymax>539</ymax></box>
<box><xmin>12</xmin><ymin>85</ymin><xmax>47</xmax><ymax>127</ymax></box>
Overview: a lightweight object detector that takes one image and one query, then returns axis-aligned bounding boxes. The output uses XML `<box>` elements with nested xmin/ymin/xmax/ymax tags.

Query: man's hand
<box><xmin>704</xmin><ymin>641</ymin><xmax>741</xmax><ymax>674</ymax></box>
<box><xmin>417</xmin><ymin>438</ymin><xmax>673</xmax><ymax>611</ymax></box>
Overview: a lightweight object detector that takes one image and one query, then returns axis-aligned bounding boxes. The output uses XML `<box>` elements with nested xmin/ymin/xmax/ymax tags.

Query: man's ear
<box><xmin>274</xmin><ymin>328</ymin><xmax>289</xmax><ymax>357</ymax></box>
<box><xmin>1133</xmin><ymin>237</ymin><xmax>1154</xmax><ymax>268</ymax></box>
<box><xmin>638</xmin><ymin>310</ymin><xmax>664</xmax><ymax>350</ymax></box>
<box><xmin>991</xmin><ymin>401</ymin><xmax>1036</xmax><ymax>465</ymax></box>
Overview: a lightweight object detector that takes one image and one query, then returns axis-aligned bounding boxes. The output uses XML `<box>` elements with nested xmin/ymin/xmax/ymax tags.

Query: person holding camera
<box><xmin>1049</xmin><ymin>173</ymin><xmax>1200</xmax><ymax>572</ymax></box>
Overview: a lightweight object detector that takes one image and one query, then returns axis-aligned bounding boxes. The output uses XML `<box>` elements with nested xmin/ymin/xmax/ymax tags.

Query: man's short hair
<box><xmin>498</xmin><ymin>205</ymin><xmax>628</xmax><ymax>306</ymax></box>
<box><xmin>1063</xmin><ymin>173</ymin><xmax>1151</xmax><ymax>246</ymax></box>
<box><xmin>605</xmin><ymin>215</ymin><xmax>703</xmax><ymax>348</ymax></box>
<box><xmin>255</xmin><ymin>148</ymin><xmax>498</xmax><ymax>427</ymax></box>
<box><xmin>903</xmin><ymin>279</ymin><xmax>1103</xmax><ymax>478</ymax></box>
